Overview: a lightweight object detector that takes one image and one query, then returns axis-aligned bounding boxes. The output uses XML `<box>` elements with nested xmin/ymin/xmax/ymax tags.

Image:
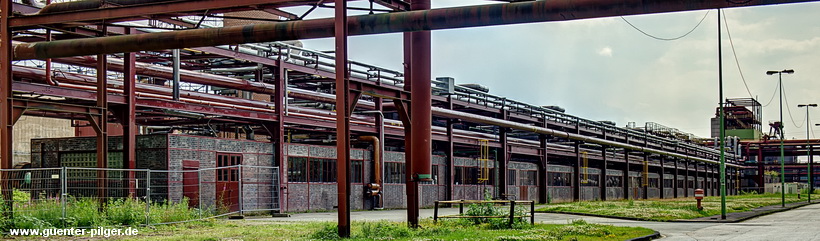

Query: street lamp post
<box><xmin>767</xmin><ymin>69</ymin><xmax>794</xmax><ymax>207</ymax></box>
<box><xmin>798</xmin><ymin>104</ymin><xmax>816</xmax><ymax>203</ymax></box>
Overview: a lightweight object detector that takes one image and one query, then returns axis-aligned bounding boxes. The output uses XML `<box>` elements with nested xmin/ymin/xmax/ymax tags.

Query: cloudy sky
<box><xmin>285</xmin><ymin>1</ymin><xmax>820</xmax><ymax>140</ymax></box>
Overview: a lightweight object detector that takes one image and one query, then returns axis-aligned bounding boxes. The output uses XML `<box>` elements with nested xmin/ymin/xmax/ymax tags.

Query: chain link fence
<box><xmin>0</xmin><ymin>165</ymin><xmax>279</xmax><ymax>228</ymax></box>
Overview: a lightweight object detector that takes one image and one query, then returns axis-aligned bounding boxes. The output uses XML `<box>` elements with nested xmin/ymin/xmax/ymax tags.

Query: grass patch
<box><xmin>536</xmin><ymin>193</ymin><xmax>805</xmax><ymax>221</ymax></box>
<box><xmin>103</xmin><ymin>219</ymin><xmax>653</xmax><ymax>241</ymax></box>
<box><xmin>0</xmin><ymin>190</ymin><xmax>213</xmax><ymax>229</ymax></box>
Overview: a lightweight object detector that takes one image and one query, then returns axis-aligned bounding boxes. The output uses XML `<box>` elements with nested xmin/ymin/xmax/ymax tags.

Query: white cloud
<box><xmin>597</xmin><ymin>47</ymin><xmax>613</xmax><ymax>57</ymax></box>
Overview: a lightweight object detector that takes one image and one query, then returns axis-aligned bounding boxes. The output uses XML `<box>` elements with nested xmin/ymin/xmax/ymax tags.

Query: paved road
<box><xmin>255</xmin><ymin>203</ymin><xmax>820</xmax><ymax>240</ymax></box>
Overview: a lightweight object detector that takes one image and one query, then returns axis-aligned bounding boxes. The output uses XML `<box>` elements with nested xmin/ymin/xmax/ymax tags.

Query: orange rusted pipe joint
<box><xmin>359</xmin><ymin>136</ymin><xmax>381</xmax><ymax>186</ymax></box>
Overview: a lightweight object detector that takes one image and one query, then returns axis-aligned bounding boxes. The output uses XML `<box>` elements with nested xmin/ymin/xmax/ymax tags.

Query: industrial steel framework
<box><xmin>0</xmin><ymin>0</ymin><xmax>812</xmax><ymax>236</ymax></box>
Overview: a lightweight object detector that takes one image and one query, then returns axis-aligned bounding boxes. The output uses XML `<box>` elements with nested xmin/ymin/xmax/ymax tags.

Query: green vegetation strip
<box><xmin>537</xmin><ymin>193</ymin><xmax>807</xmax><ymax>221</ymax></box>
<box><xmin>117</xmin><ymin>219</ymin><xmax>653</xmax><ymax>241</ymax></box>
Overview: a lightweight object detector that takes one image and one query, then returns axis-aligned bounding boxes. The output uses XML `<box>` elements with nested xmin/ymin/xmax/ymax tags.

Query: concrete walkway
<box><xmin>248</xmin><ymin>202</ymin><xmax>820</xmax><ymax>240</ymax></box>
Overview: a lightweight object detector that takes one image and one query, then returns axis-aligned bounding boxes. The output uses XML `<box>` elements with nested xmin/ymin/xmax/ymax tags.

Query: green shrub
<box><xmin>357</xmin><ymin>221</ymin><xmax>412</xmax><ymax>239</ymax></box>
<box><xmin>149</xmin><ymin>198</ymin><xmax>200</xmax><ymax>224</ymax></box>
<box><xmin>309</xmin><ymin>223</ymin><xmax>340</xmax><ymax>240</ymax></box>
<box><xmin>67</xmin><ymin>197</ymin><xmax>107</xmax><ymax>227</ymax></box>
<box><xmin>0</xmin><ymin>195</ymin><xmax>212</xmax><ymax>229</ymax></box>
<box><xmin>14</xmin><ymin>198</ymin><xmax>63</xmax><ymax>228</ymax></box>
<box><xmin>463</xmin><ymin>202</ymin><xmax>530</xmax><ymax>229</ymax></box>
<box><xmin>106</xmin><ymin>198</ymin><xmax>146</xmax><ymax>226</ymax></box>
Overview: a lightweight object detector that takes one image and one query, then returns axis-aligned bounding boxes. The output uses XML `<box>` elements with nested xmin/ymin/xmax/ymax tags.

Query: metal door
<box><xmin>216</xmin><ymin>154</ymin><xmax>241</xmax><ymax>212</ymax></box>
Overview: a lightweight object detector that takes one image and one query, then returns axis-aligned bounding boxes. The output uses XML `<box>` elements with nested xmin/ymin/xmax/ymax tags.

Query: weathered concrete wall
<box><xmin>606</xmin><ymin>169</ymin><xmax>624</xmax><ymax>200</ymax></box>
<box><xmin>13</xmin><ymin>116</ymin><xmax>73</xmax><ymax>165</ymax></box>
<box><xmin>608</xmin><ymin>187</ymin><xmax>624</xmax><ymax>200</ymax></box>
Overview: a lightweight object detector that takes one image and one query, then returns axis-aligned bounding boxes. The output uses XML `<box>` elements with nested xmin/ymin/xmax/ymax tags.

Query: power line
<box><xmin>621</xmin><ymin>10</ymin><xmax>711</xmax><ymax>41</ymax></box>
<box><xmin>722</xmin><ymin>10</ymin><xmax>756</xmax><ymax>100</ymax></box>
<box><xmin>761</xmin><ymin>80</ymin><xmax>779</xmax><ymax>107</ymax></box>
<box><xmin>781</xmin><ymin>83</ymin><xmax>805</xmax><ymax>128</ymax></box>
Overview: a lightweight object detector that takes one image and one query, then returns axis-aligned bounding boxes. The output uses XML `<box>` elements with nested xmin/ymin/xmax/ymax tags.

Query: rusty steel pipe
<box><xmin>13</xmin><ymin>0</ymin><xmax>817</xmax><ymax>60</ymax></box>
<box><xmin>13</xmin><ymin>65</ymin><xmax>275</xmax><ymax>110</ymax></box>
<box><xmin>359</xmin><ymin>136</ymin><xmax>381</xmax><ymax>185</ymax></box>
<box><xmin>52</xmin><ymin>55</ymin><xmax>272</xmax><ymax>93</ymax></box>
<box><xmin>36</xmin><ymin>0</ymin><xmax>177</xmax><ymax>14</ymax></box>
<box><xmin>50</xmin><ymin>54</ymin><xmax>370</xmax><ymax>107</ymax></box>
<box><xmin>432</xmin><ymin>107</ymin><xmax>744</xmax><ymax>168</ymax></box>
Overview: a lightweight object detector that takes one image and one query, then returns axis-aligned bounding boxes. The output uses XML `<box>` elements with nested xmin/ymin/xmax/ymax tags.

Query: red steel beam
<box><xmin>273</xmin><ymin>60</ymin><xmax>286</xmax><ymax>210</ymax></box>
<box><xmin>1</xmin><ymin>0</ymin><xmax>14</xmax><ymax>212</ymax></box>
<box><xmin>122</xmin><ymin>29</ymin><xmax>137</xmax><ymax>196</ymax></box>
<box><xmin>95</xmin><ymin>32</ymin><xmax>109</xmax><ymax>198</ymax></box>
<box><xmin>12</xmin><ymin>99</ymin><xmax>103</xmax><ymax>117</ymax></box>
<box><xmin>9</xmin><ymin>0</ymin><xmax>337</xmax><ymax>29</ymax></box>
<box><xmin>13</xmin><ymin>0</ymin><xmax>820</xmax><ymax>60</ymax></box>
<box><xmin>401</xmin><ymin>31</ymin><xmax>414</xmax><ymax>228</ymax></box>
<box><xmin>334</xmin><ymin>0</ymin><xmax>352</xmax><ymax>237</ymax></box>
<box><xmin>406</xmin><ymin>0</ymin><xmax>431</xmax><ymax>228</ymax></box>
<box><xmin>12</xmin><ymin>82</ymin><xmax>280</xmax><ymax>121</ymax></box>
<box><xmin>53</xmin><ymin>55</ymin><xmax>274</xmax><ymax>93</ymax></box>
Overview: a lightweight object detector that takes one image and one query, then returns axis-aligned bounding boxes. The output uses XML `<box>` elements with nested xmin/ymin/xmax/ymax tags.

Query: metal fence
<box><xmin>0</xmin><ymin>165</ymin><xmax>279</xmax><ymax>228</ymax></box>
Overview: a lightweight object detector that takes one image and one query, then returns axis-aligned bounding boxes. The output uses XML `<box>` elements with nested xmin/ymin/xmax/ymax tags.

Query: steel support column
<box><xmin>446</xmin><ymin>96</ymin><xmax>454</xmax><ymax>200</ymax></box>
<box><xmin>122</xmin><ymin>27</ymin><xmax>137</xmax><ymax>197</ymax></box>
<box><xmin>573</xmin><ymin>141</ymin><xmax>581</xmax><ymax>201</ymax></box>
<box><xmin>811</xmin><ymin>146</ymin><xmax>815</xmax><ymax>197</ymax></box>
<box><xmin>0</xmin><ymin>0</ymin><xmax>14</xmax><ymax>215</ymax></box>
<box><xmin>274</xmin><ymin>60</ymin><xmax>287</xmax><ymax>212</ymax></box>
<box><xmin>660</xmin><ymin>157</ymin><xmax>665</xmax><ymax>199</ymax></box>
<box><xmin>401</xmin><ymin>31</ymin><xmax>417</xmax><ymax>228</ymax></box>
<box><xmin>643</xmin><ymin>154</ymin><xmax>649</xmax><ymax>199</ymax></box>
<box><xmin>499</xmin><ymin>110</ymin><xmax>509</xmax><ymax>198</ymax></box>
<box><xmin>758</xmin><ymin>146</ymin><xmax>764</xmax><ymax>193</ymax></box>
<box><xmin>684</xmin><ymin>161</ymin><xmax>689</xmax><ymax>197</ymax></box>
<box><xmin>673</xmin><ymin>158</ymin><xmax>679</xmax><ymax>198</ymax></box>
<box><xmin>334</xmin><ymin>0</ymin><xmax>352</xmax><ymax>237</ymax></box>
<box><xmin>695</xmin><ymin>162</ymin><xmax>700</xmax><ymax>192</ymax></box>
<box><xmin>407</xmin><ymin>0</ymin><xmax>432</xmax><ymax>228</ymax></box>
<box><xmin>538</xmin><ymin>134</ymin><xmax>548</xmax><ymax>203</ymax></box>
<box><xmin>623</xmin><ymin>149</ymin><xmax>630</xmax><ymax>199</ymax></box>
<box><xmin>172</xmin><ymin>49</ymin><xmax>180</xmax><ymax>101</ymax></box>
<box><xmin>94</xmin><ymin>35</ymin><xmax>108</xmax><ymax>200</ymax></box>
<box><xmin>600</xmin><ymin>144</ymin><xmax>608</xmax><ymax>201</ymax></box>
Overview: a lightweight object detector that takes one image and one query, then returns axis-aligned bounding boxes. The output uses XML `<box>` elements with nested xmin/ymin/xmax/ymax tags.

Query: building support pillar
<box><xmin>758</xmin><ymin>146</ymin><xmax>765</xmax><ymax>194</ymax></box>
<box><xmin>538</xmin><ymin>134</ymin><xmax>548</xmax><ymax>203</ymax></box>
<box><xmin>273</xmin><ymin>59</ymin><xmax>287</xmax><ymax>211</ymax></box>
<box><xmin>0</xmin><ymin>0</ymin><xmax>14</xmax><ymax>215</ymax></box>
<box><xmin>93</xmin><ymin>31</ymin><xmax>109</xmax><ymax>200</ymax></box>
<box><xmin>684</xmin><ymin>161</ymin><xmax>690</xmax><ymax>197</ymax></box>
<box><xmin>600</xmin><ymin>144</ymin><xmax>608</xmax><ymax>201</ymax></box>
<box><xmin>122</xmin><ymin>28</ymin><xmax>137</xmax><ymax>196</ymax></box>
<box><xmin>446</xmin><ymin>96</ymin><xmax>454</xmax><ymax>200</ymax></box>
<box><xmin>673</xmin><ymin>158</ymin><xmax>679</xmax><ymax>198</ymax></box>
<box><xmin>573</xmin><ymin>141</ymin><xmax>581</xmax><ymax>201</ymax></box>
<box><xmin>660</xmin><ymin>157</ymin><xmax>665</xmax><ymax>199</ymax></box>
<box><xmin>623</xmin><ymin>150</ymin><xmax>630</xmax><ymax>199</ymax></box>
<box><xmin>334</xmin><ymin>1</ymin><xmax>352</xmax><ymax>236</ymax></box>
<box><xmin>499</xmin><ymin>110</ymin><xmax>509</xmax><ymax>198</ymax></box>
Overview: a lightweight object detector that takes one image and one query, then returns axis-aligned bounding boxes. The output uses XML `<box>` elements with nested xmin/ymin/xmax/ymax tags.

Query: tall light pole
<box><xmin>768</xmin><ymin>69</ymin><xmax>794</xmax><ymax>207</ymax></box>
<box><xmin>799</xmin><ymin>104</ymin><xmax>817</xmax><ymax>203</ymax></box>
<box><xmin>718</xmin><ymin>8</ymin><xmax>727</xmax><ymax>220</ymax></box>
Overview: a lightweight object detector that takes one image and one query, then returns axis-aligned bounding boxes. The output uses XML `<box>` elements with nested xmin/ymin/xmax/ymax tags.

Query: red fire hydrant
<box><xmin>694</xmin><ymin>189</ymin><xmax>705</xmax><ymax>210</ymax></box>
